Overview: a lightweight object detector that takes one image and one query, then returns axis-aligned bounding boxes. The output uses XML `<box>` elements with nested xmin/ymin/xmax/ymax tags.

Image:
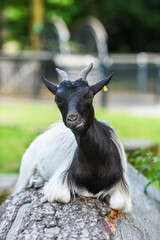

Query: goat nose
<box><xmin>67</xmin><ymin>114</ymin><xmax>78</xmax><ymax>123</ymax></box>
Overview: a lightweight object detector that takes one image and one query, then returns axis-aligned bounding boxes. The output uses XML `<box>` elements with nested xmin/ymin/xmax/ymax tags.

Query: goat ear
<box><xmin>90</xmin><ymin>73</ymin><xmax>114</xmax><ymax>95</ymax></box>
<box><xmin>41</xmin><ymin>76</ymin><xmax>58</xmax><ymax>95</ymax></box>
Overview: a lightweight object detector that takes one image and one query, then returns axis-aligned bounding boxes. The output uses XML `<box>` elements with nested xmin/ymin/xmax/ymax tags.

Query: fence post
<box><xmin>137</xmin><ymin>52</ymin><xmax>148</xmax><ymax>93</ymax></box>
<box><xmin>155</xmin><ymin>63</ymin><xmax>160</xmax><ymax>102</ymax></box>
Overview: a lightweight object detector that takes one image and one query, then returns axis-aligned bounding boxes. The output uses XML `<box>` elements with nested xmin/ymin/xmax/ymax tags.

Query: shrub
<box><xmin>128</xmin><ymin>149</ymin><xmax>160</xmax><ymax>193</ymax></box>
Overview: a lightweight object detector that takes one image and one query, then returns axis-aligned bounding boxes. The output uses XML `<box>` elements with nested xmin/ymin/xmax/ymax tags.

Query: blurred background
<box><xmin>0</xmin><ymin>0</ymin><xmax>160</xmax><ymax>200</ymax></box>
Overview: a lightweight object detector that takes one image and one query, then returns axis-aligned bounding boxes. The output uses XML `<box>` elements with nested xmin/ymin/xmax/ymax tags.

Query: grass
<box><xmin>0</xmin><ymin>103</ymin><xmax>60</xmax><ymax>173</ymax></box>
<box><xmin>96</xmin><ymin>109</ymin><xmax>160</xmax><ymax>143</ymax></box>
<box><xmin>0</xmin><ymin>102</ymin><xmax>160</xmax><ymax>175</ymax></box>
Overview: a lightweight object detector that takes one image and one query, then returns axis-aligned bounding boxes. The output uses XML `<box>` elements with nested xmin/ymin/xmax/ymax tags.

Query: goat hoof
<box><xmin>32</xmin><ymin>178</ymin><xmax>44</xmax><ymax>188</ymax></box>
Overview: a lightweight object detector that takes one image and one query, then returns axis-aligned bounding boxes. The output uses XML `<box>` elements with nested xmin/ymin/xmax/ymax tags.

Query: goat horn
<box><xmin>77</xmin><ymin>63</ymin><xmax>93</xmax><ymax>80</ymax></box>
<box><xmin>56</xmin><ymin>68</ymin><xmax>69</xmax><ymax>82</ymax></box>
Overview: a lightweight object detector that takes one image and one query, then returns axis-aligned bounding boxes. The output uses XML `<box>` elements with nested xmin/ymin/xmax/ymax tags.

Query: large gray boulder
<box><xmin>0</xmin><ymin>164</ymin><xmax>160</xmax><ymax>240</ymax></box>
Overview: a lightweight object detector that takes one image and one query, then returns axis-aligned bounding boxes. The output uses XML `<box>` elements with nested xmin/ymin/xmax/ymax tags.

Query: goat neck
<box><xmin>74</xmin><ymin>118</ymin><xmax>108</xmax><ymax>160</ymax></box>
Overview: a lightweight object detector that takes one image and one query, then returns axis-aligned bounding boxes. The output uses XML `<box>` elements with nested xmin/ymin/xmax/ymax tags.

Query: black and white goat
<box><xmin>14</xmin><ymin>64</ymin><xmax>131</xmax><ymax>212</ymax></box>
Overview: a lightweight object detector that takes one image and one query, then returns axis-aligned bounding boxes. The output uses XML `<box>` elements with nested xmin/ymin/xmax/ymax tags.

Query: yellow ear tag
<box><xmin>103</xmin><ymin>86</ymin><xmax>108</xmax><ymax>92</ymax></box>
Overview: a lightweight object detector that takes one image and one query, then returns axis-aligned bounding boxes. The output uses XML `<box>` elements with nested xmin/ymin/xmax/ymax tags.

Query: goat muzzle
<box><xmin>66</xmin><ymin>114</ymin><xmax>84</xmax><ymax>130</ymax></box>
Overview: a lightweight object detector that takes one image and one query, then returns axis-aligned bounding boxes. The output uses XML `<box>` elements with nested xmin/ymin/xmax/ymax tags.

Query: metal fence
<box><xmin>0</xmin><ymin>51</ymin><xmax>160</xmax><ymax>106</ymax></box>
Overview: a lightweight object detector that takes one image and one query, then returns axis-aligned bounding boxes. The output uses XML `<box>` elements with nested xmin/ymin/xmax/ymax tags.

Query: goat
<box><xmin>14</xmin><ymin>63</ymin><xmax>131</xmax><ymax>212</ymax></box>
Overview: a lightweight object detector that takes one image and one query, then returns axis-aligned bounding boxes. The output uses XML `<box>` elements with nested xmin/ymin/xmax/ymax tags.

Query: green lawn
<box><xmin>0</xmin><ymin>102</ymin><xmax>160</xmax><ymax>175</ymax></box>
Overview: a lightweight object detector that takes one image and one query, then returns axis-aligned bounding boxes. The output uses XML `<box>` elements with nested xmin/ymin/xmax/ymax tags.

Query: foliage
<box><xmin>1</xmin><ymin>0</ymin><xmax>160</xmax><ymax>52</ymax></box>
<box><xmin>98</xmin><ymin>0</ymin><xmax>160</xmax><ymax>52</ymax></box>
<box><xmin>1</xmin><ymin>0</ymin><xmax>30</xmax><ymax>49</ymax></box>
<box><xmin>129</xmin><ymin>149</ymin><xmax>160</xmax><ymax>192</ymax></box>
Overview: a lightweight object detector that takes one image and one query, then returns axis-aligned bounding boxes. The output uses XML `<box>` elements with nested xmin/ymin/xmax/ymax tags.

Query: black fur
<box><xmin>55</xmin><ymin>79</ymin><xmax>95</xmax><ymax>135</ymax></box>
<box><xmin>67</xmin><ymin>119</ymin><xmax>123</xmax><ymax>194</ymax></box>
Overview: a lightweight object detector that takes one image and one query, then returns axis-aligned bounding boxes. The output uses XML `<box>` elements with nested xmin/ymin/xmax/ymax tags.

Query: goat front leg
<box><xmin>109</xmin><ymin>183</ymin><xmax>132</xmax><ymax>213</ymax></box>
<box><xmin>42</xmin><ymin>170</ymin><xmax>71</xmax><ymax>203</ymax></box>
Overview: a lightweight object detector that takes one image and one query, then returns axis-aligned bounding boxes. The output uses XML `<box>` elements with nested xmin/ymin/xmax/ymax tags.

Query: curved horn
<box><xmin>77</xmin><ymin>63</ymin><xmax>93</xmax><ymax>80</ymax></box>
<box><xmin>56</xmin><ymin>68</ymin><xmax>69</xmax><ymax>82</ymax></box>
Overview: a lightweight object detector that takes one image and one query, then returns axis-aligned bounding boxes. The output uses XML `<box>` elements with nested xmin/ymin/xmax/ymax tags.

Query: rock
<box><xmin>0</xmin><ymin>164</ymin><xmax>160</xmax><ymax>240</ymax></box>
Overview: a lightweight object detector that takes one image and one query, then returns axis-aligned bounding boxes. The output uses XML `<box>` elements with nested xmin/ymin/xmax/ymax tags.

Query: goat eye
<box><xmin>87</xmin><ymin>97</ymin><xmax>92</xmax><ymax>101</ymax></box>
<box><xmin>84</xmin><ymin>93</ymin><xmax>93</xmax><ymax>101</ymax></box>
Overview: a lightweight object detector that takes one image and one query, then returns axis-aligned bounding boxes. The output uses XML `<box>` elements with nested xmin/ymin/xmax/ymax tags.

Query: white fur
<box><xmin>109</xmin><ymin>185</ymin><xmax>132</xmax><ymax>213</ymax></box>
<box><xmin>13</xmin><ymin>121</ymin><xmax>77</xmax><ymax>196</ymax></box>
<box><xmin>14</xmin><ymin>120</ymin><xmax>131</xmax><ymax>212</ymax></box>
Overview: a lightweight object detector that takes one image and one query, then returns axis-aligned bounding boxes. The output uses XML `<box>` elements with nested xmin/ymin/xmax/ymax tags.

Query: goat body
<box><xmin>14</xmin><ymin>64</ymin><xmax>131</xmax><ymax>212</ymax></box>
<box><xmin>68</xmin><ymin>119</ymin><xmax>124</xmax><ymax>194</ymax></box>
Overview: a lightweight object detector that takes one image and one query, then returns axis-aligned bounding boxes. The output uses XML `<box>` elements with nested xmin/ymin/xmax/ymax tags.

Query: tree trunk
<box><xmin>0</xmin><ymin>164</ymin><xmax>160</xmax><ymax>240</ymax></box>
<box><xmin>30</xmin><ymin>0</ymin><xmax>44</xmax><ymax>50</ymax></box>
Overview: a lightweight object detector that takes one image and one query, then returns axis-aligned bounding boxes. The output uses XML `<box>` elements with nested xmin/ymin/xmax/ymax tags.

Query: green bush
<box><xmin>128</xmin><ymin>149</ymin><xmax>160</xmax><ymax>193</ymax></box>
